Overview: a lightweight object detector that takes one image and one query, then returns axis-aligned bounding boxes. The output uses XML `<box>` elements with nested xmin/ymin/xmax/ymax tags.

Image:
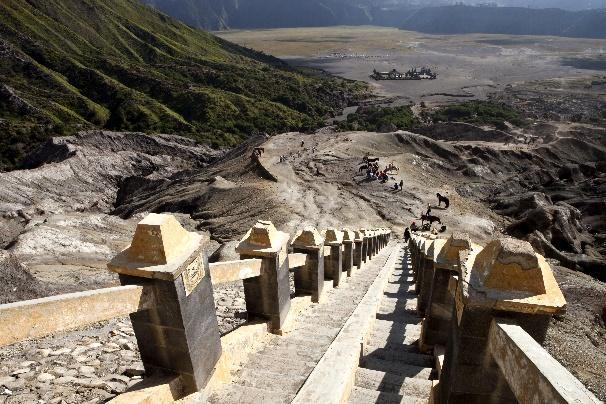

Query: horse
<box><xmin>437</xmin><ymin>193</ymin><xmax>450</xmax><ymax>208</ymax></box>
<box><xmin>251</xmin><ymin>147</ymin><xmax>264</xmax><ymax>159</ymax></box>
<box><xmin>358</xmin><ymin>164</ymin><xmax>368</xmax><ymax>173</ymax></box>
<box><xmin>363</xmin><ymin>156</ymin><xmax>380</xmax><ymax>163</ymax></box>
<box><xmin>421</xmin><ymin>214</ymin><xmax>441</xmax><ymax>226</ymax></box>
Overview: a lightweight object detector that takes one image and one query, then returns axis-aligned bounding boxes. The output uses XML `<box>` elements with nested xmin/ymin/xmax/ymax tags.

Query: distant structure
<box><xmin>370</xmin><ymin>66</ymin><xmax>437</xmax><ymax>81</ymax></box>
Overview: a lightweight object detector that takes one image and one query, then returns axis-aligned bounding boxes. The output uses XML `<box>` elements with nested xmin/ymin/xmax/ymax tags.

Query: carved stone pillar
<box><xmin>341</xmin><ymin>228</ymin><xmax>355</xmax><ymax>277</ymax></box>
<box><xmin>323</xmin><ymin>228</ymin><xmax>344</xmax><ymax>287</ymax></box>
<box><xmin>353</xmin><ymin>230</ymin><xmax>364</xmax><ymax>270</ymax></box>
<box><xmin>108</xmin><ymin>213</ymin><xmax>221</xmax><ymax>395</ymax></box>
<box><xmin>291</xmin><ymin>227</ymin><xmax>325</xmax><ymax>303</ymax></box>
<box><xmin>236</xmin><ymin>220</ymin><xmax>291</xmax><ymax>334</ymax></box>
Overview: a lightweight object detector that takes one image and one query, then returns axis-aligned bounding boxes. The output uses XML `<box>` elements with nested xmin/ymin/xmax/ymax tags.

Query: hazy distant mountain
<box><xmin>141</xmin><ymin>0</ymin><xmax>606</xmax><ymax>35</ymax></box>
<box><xmin>142</xmin><ymin>0</ymin><xmax>378</xmax><ymax>29</ymax></box>
<box><xmin>400</xmin><ymin>5</ymin><xmax>606</xmax><ymax>38</ymax></box>
<box><xmin>143</xmin><ymin>0</ymin><xmax>238</xmax><ymax>30</ymax></box>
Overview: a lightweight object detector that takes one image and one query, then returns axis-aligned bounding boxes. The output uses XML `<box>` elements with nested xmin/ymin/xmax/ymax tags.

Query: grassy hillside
<box><xmin>0</xmin><ymin>0</ymin><xmax>368</xmax><ymax>169</ymax></box>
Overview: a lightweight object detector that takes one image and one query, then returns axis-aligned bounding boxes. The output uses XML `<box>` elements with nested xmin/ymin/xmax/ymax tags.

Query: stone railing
<box><xmin>408</xmin><ymin>232</ymin><xmax>600</xmax><ymax>404</ymax></box>
<box><xmin>0</xmin><ymin>213</ymin><xmax>391</xmax><ymax>400</ymax></box>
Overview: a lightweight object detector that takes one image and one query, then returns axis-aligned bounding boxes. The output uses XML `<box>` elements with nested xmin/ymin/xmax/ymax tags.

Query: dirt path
<box><xmin>257</xmin><ymin>130</ymin><xmax>500</xmax><ymax>242</ymax></box>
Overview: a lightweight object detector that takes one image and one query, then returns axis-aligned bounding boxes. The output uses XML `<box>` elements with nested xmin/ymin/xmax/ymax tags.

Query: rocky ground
<box><xmin>0</xmin><ymin>79</ymin><xmax>605</xmax><ymax>401</ymax></box>
<box><xmin>0</xmin><ymin>318</ymin><xmax>143</xmax><ymax>404</ymax></box>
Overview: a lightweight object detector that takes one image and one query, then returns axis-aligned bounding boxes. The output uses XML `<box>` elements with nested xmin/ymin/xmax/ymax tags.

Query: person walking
<box><xmin>403</xmin><ymin>227</ymin><xmax>411</xmax><ymax>243</ymax></box>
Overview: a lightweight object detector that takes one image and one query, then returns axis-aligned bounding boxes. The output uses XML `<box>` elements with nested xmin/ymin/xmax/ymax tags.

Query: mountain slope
<box><xmin>0</xmin><ymin>0</ymin><xmax>367</xmax><ymax>169</ymax></box>
<box><xmin>400</xmin><ymin>6</ymin><xmax>606</xmax><ymax>38</ymax></box>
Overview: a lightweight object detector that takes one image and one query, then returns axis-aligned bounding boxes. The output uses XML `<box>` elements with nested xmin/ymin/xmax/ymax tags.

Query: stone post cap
<box><xmin>353</xmin><ymin>230</ymin><xmax>364</xmax><ymax>241</ymax></box>
<box><xmin>436</xmin><ymin>233</ymin><xmax>472</xmax><ymax>268</ymax></box>
<box><xmin>423</xmin><ymin>238</ymin><xmax>435</xmax><ymax>255</ymax></box>
<box><xmin>428</xmin><ymin>238</ymin><xmax>447</xmax><ymax>262</ymax></box>
<box><xmin>323</xmin><ymin>228</ymin><xmax>344</xmax><ymax>245</ymax></box>
<box><xmin>465</xmin><ymin>238</ymin><xmax>566</xmax><ymax>314</ymax></box>
<box><xmin>341</xmin><ymin>228</ymin><xmax>355</xmax><ymax>243</ymax></box>
<box><xmin>108</xmin><ymin>213</ymin><xmax>205</xmax><ymax>280</ymax></box>
<box><xmin>236</xmin><ymin>220</ymin><xmax>290</xmax><ymax>257</ymax></box>
<box><xmin>292</xmin><ymin>226</ymin><xmax>324</xmax><ymax>249</ymax></box>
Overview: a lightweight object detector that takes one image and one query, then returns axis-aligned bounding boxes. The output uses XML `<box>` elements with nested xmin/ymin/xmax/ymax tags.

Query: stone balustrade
<box><xmin>0</xmin><ymin>213</ymin><xmax>391</xmax><ymax>400</ymax></box>
<box><xmin>408</xmin><ymin>232</ymin><xmax>600</xmax><ymax>404</ymax></box>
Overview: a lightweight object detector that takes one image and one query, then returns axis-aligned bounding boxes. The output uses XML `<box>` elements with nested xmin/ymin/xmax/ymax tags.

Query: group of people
<box><xmin>277</xmin><ymin>141</ymin><xmax>317</xmax><ymax>164</ymax></box>
<box><xmin>358</xmin><ymin>157</ymin><xmax>403</xmax><ymax>191</ymax></box>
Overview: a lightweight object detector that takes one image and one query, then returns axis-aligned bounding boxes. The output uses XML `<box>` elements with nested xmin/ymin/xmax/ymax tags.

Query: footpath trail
<box><xmin>349</xmin><ymin>246</ymin><xmax>434</xmax><ymax>403</ymax></box>
<box><xmin>205</xmin><ymin>242</ymin><xmax>398</xmax><ymax>403</ymax></box>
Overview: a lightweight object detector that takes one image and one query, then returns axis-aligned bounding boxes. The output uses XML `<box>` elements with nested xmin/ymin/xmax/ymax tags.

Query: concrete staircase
<box><xmin>349</xmin><ymin>247</ymin><xmax>434</xmax><ymax>404</ymax></box>
<box><xmin>205</xmin><ymin>242</ymin><xmax>398</xmax><ymax>404</ymax></box>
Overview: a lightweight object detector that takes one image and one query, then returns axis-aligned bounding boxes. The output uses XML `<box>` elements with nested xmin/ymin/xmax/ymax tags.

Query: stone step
<box><xmin>381</xmin><ymin>296</ymin><xmax>418</xmax><ymax>307</ymax></box>
<box><xmin>362</xmin><ymin>345</ymin><xmax>433</xmax><ymax>368</ymax></box>
<box><xmin>289</xmin><ymin>329</ymin><xmax>337</xmax><ymax>344</ymax></box>
<box><xmin>355</xmin><ymin>368</ymin><xmax>433</xmax><ymax>398</ymax></box>
<box><xmin>236</xmin><ymin>353</ymin><xmax>315</xmax><ymax>374</ymax></box>
<box><xmin>266</xmin><ymin>335</ymin><xmax>328</xmax><ymax>350</ymax></box>
<box><xmin>388</xmin><ymin>273</ymin><xmax>414</xmax><ymax>280</ymax></box>
<box><xmin>375</xmin><ymin>310</ymin><xmax>421</xmax><ymax>325</ymax></box>
<box><xmin>367</xmin><ymin>334</ymin><xmax>419</xmax><ymax>351</ymax></box>
<box><xmin>378</xmin><ymin>300</ymin><xmax>417</xmax><ymax>314</ymax></box>
<box><xmin>207</xmin><ymin>383</ymin><xmax>294</xmax><ymax>404</ymax></box>
<box><xmin>347</xmin><ymin>386</ymin><xmax>427</xmax><ymax>404</ymax></box>
<box><xmin>361</xmin><ymin>357</ymin><xmax>432</xmax><ymax>380</ymax></box>
<box><xmin>384</xmin><ymin>283</ymin><xmax>416</xmax><ymax>295</ymax></box>
<box><xmin>257</xmin><ymin>343</ymin><xmax>326</xmax><ymax>362</ymax></box>
<box><xmin>371</xmin><ymin>319</ymin><xmax>422</xmax><ymax>337</ymax></box>
<box><xmin>291</xmin><ymin>324</ymin><xmax>342</xmax><ymax>339</ymax></box>
<box><xmin>295</xmin><ymin>316</ymin><xmax>344</xmax><ymax>329</ymax></box>
<box><xmin>232</xmin><ymin>368</ymin><xmax>307</xmax><ymax>394</ymax></box>
<box><xmin>369</xmin><ymin>325</ymin><xmax>421</xmax><ymax>346</ymax></box>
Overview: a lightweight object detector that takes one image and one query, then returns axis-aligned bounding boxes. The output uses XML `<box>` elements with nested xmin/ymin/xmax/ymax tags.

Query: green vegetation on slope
<box><xmin>0</xmin><ymin>0</ymin><xmax>368</xmax><ymax>169</ymax></box>
<box><xmin>337</xmin><ymin>105</ymin><xmax>418</xmax><ymax>132</ymax></box>
<box><xmin>429</xmin><ymin>100</ymin><xmax>527</xmax><ymax>129</ymax></box>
